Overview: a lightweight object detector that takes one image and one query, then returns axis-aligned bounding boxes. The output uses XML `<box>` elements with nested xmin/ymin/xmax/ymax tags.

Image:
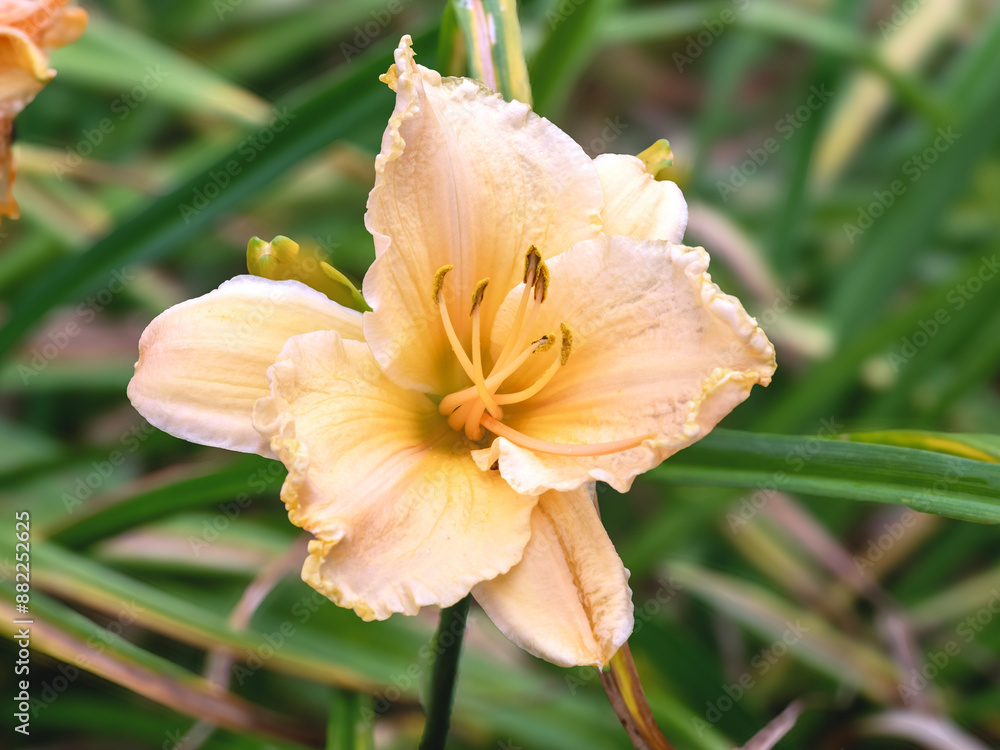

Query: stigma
<box><xmin>434</xmin><ymin>248</ymin><xmax>651</xmax><ymax>458</ymax></box>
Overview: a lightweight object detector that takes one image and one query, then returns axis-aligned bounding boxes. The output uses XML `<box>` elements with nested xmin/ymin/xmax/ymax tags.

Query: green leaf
<box><xmin>51</xmin><ymin>14</ymin><xmax>270</xmax><ymax>125</ymax></box>
<box><xmin>826</xmin><ymin>10</ymin><xmax>1000</xmax><ymax>338</ymax></box>
<box><xmin>326</xmin><ymin>689</ymin><xmax>374</xmax><ymax>750</ymax></box>
<box><xmin>668</xmin><ymin>561</ymin><xmax>902</xmax><ymax>704</ymax></box>
<box><xmin>45</xmin><ymin>455</ymin><xmax>283</xmax><ymax>546</ymax></box>
<box><xmin>845</xmin><ymin>430</ymin><xmax>1000</xmax><ymax>463</ymax></box>
<box><xmin>648</xmin><ymin>430</ymin><xmax>1000</xmax><ymax>523</ymax></box>
<box><xmin>529</xmin><ymin>0</ymin><xmax>621</xmax><ymax>117</ymax></box>
<box><xmin>0</xmin><ymin>590</ymin><xmax>321</xmax><ymax>746</ymax></box>
<box><xmin>602</xmin><ymin>1</ymin><xmax>946</xmax><ymax>124</ymax></box>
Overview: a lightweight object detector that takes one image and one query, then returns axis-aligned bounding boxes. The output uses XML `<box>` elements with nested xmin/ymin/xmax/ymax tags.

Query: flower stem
<box><xmin>600</xmin><ymin>643</ymin><xmax>676</xmax><ymax>750</ymax></box>
<box><xmin>418</xmin><ymin>595</ymin><xmax>472</xmax><ymax>750</ymax></box>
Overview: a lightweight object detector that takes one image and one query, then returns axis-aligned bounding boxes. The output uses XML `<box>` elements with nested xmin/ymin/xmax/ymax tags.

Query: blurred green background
<box><xmin>2</xmin><ymin>0</ymin><xmax>1000</xmax><ymax>748</ymax></box>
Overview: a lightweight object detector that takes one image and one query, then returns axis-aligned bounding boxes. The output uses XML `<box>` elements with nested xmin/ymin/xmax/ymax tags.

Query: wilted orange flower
<box><xmin>128</xmin><ymin>36</ymin><xmax>775</xmax><ymax>667</ymax></box>
<box><xmin>1</xmin><ymin>0</ymin><xmax>87</xmax><ymax>220</ymax></box>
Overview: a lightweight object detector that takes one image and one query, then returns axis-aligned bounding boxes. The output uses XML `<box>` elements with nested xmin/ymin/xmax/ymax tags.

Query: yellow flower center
<box><xmin>434</xmin><ymin>248</ymin><xmax>652</xmax><ymax>457</ymax></box>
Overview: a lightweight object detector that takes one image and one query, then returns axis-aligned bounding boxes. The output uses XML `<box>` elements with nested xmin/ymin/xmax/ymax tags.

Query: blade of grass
<box><xmin>51</xmin><ymin>14</ymin><xmax>270</xmax><ymax>125</ymax></box>
<box><xmin>669</xmin><ymin>561</ymin><xmax>902</xmax><ymax>704</ymax></box>
<box><xmin>647</xmin><ymin>430</ymin><xmax>1000</xmax><ymax>523</ymax></box>
<box><xmin>602</xmin><ymin>1</ymin><xmax>946</xmax><ymax>125</ymax></box>
<box><xmin>0</xmin><ymin>593</ymin><xmax>322</xmax><ymax>747</ymax></box>
<box><xmin>44</xmin><ymin>455</ymin><xmax>282</xmax><ymax>545</ymax></box>
<box><xmin>31</xmin><ymin>542</ymin><xmax>384</xmax><ymax>693</ymax></box>
<box><xmin>528</xmin><ymin>0</ymin><xmax>621</xmax><ymax>117</ymax></box>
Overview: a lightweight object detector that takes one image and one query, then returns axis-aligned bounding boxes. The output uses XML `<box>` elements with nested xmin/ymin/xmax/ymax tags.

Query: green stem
<box><xmin>418</xmin><ymin>595</ymin><xmax>471</xmax><ymax>750</ymax></box>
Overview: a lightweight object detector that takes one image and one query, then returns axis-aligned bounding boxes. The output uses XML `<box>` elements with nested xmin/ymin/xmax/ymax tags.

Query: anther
<box><xmin>433</xmin><ymin>264</ymin><xmax>454</xmax><ymax>304</ymax></box>
<box><xmin>470</xmin><ymin>278</ymin><xmax>490</xmax><ymax>315</ymax></box>
<box><xmin>559</xmin><ymin>323</ymin><xmax>573</xmax><ymax>366</ymax></box>
<box><xmin>535</xmin><ymin>333</ymin><xmax>556</xmax><ymax>353</ymax></box>
<box><xmin>533</xmin><ymin>262</ymin><xmax>550</xmax><ymax>303</ymax></box>
<box><xmin>523</xmin><ymin>246</ymin><xmax>542</xmax><ymax>284</ymax></box>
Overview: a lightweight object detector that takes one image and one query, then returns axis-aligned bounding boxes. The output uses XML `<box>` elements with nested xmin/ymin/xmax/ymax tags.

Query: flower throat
<box><xmin>434</xmin><ymin>248</ymin><xmax>651</xmax><ymax>457</ymax></box>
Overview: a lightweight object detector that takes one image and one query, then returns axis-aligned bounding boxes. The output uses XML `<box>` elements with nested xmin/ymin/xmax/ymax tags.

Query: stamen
<box><xmin>494</xmin><ymin>248</ymin><xmax>542</xmax><ymax>370</ymax></box>
<box><xmin>437</xmin><ymin>277</ymin><xmax>476</xmax><ymax>381</ymax></box>
<box><xmin>469</xmin><ymin>278</ymin><xmax>502</xmax><ymax>420</ymax></box>
<box><xmin>438</xmin><ymin>333</ymin><xmax>553</xmax><ymax>416</ymax></box>
<box><xmin>495</xmin><ymin>324</ymin><xmax>570</xmax><ymax>406</ymax></box>
<box><xmin>494</xmin><ymin>286</ymin><xmax>543</xmax><ymax>373</ymax></box>
<box><xmin>447</xmin><ymin>399</ymin><xmax>475</xmax><ymax>432</ymax></box>
<box><xmin>488</xmin><ymin>333</ymin><xmax>554</xmax><ymax>389</ymax></box>
<box><xmin>465</xmin><ymin>401</ymin><xmax>487</xmax><ymax>441</ymax></box>
<box><xmin>480</xmin><ymin>414</ymin><xmax>654</xmax><ymax>457</ymax></box>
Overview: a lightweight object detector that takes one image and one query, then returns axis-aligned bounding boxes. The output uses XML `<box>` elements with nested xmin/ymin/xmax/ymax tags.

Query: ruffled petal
<box><xmin>594</xmin><ymin>154</ymin><xmax>687</xmax><ymax>243</ymax></box>
<box><xmin>252</xmin><ymin>330</ymin><xmax>536</xmax><ymax>621</ymax></box>
<box><xmin>128</xmin><ymin>276</ymin><xmax>363</xmax><ymax>457</ymax></box>
<box><xmin>473</xmin><ymin>484</ymin><xmax>633</xmax><ymax>667</ymax></box>
<box><xmin>362</xmin><ymin>35</ymin><xmax>604</xmax><ymax>395</ymax></box>
<box><xmin>478</xmin><ymin>236</ymin><xmax>776</xmax><ymax>494</ymax></box>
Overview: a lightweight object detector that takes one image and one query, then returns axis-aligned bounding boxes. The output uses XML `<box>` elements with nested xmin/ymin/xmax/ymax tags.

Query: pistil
<box><xmin>480</xmin><ymin>414</ymin><xmax>654</xmax><ymax>457</ymax></box>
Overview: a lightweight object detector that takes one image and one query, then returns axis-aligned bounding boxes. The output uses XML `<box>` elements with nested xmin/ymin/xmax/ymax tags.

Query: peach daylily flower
<box><xmin>1</xmin><ymin>0</ymin><xmax>86</xmax><ymax>220</ymax></box>
<box><xmin>128</xmin><ymin>36</ymin><xmax>775</xmax><ymax>667</ymax></box>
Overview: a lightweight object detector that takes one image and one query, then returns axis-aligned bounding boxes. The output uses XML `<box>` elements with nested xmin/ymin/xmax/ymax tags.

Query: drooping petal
<box><xmin>252</xmin><ymin>330</ymin><xmax>536</xmax><ymax>621</ymax></box>
<box><xmin>0</xmin><ymin>27</ymin><xmax>53</xmax><ymax>116</ymax></box>
<box><xmin>594</xmin><ymin>154</ymin><xmax>687</xmax><ymax>243</ymax></box>
<box><xmin>473</xmin><ymin>484</ymin><xmax>633</xmax><ymax>667</ymax></box>
<box><xmin>362</xmin><ymin>35</ymin><xmax>604</xmax><ymax>394</ymax></box>
<box><xmin>128</xmin><ymin>276</ymin><xmax>363</xmax><ymax>457</ymax></box>
<box><xmin>477</xmin><ymin>235</ymin><xmax>776</xmax><ymax>495</ymax></box>
<box><xmin>1</xmin><ymin>2</ymin><xmax>86</xmax><ymax>117</ymax></box>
